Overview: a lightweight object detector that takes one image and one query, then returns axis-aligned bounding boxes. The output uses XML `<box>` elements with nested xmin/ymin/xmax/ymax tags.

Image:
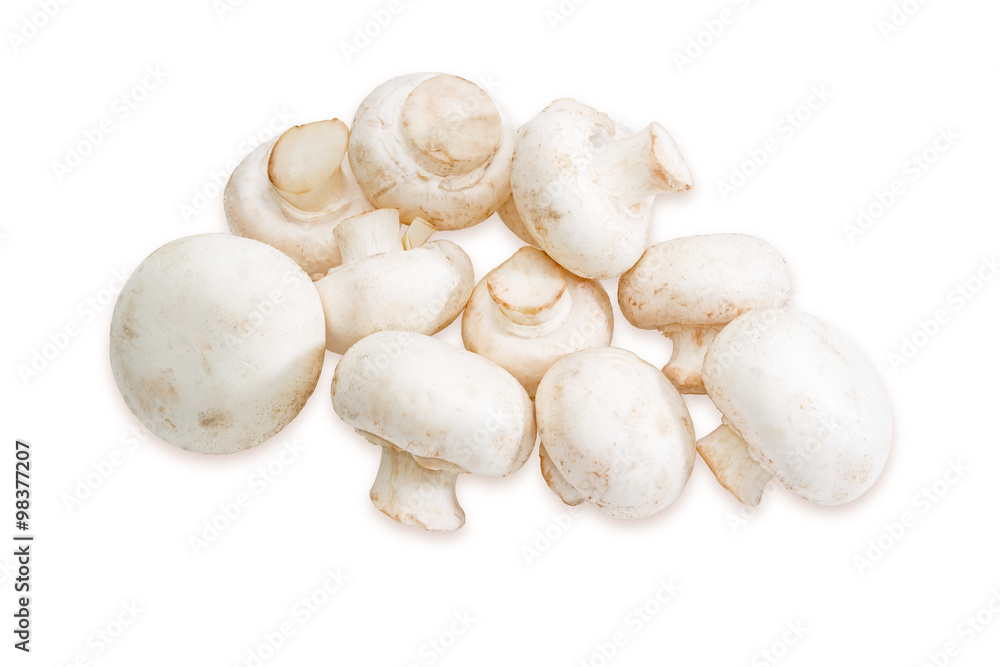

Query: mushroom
<box><xmin>109</xmin><ymin>234</ymin><xmax>326</xmax><ymax>455</ymax></box>
<box><xmin>496</xmin><ymin>192</ymin><xmax>538</xmax><ymax>247</ymax></box>
<box><xmin>699</xmin><ymin>309</ymin><xmax>892</xmax><ymax>506</ymax></box>
<box><xmin>462</xmin><ymin>246</ymin><xmax>613</xmax><ymax>397</ymax></box>
<box><xmin>348</xmin><ymin>72</ymin><xmax>515</xmax><ymax>233</ymax></box>
<box><xmin>330</xmin><ymin>331</ymin><xmax>536</xmax><ymax>530</ymax></box>
<box><xmin>534</xmin><ymin>347</ymin><xmax>696</xmax><ymax>519</ymax></box>
<box><xmin>618</xmin><ymin>234</ymin><xmax>791</xmax><ymax>394</ymax></box>
<box><xmin>510</xmin><ymin>98</ymin><xmax>692</xmax><ymax>280</ymax></box>
<box><xmin>314</xmin><ymin>208</ymin><xmax>474</xmax><ymax>355</ymax></box>
<box><xmin>224</xmin><ymin>118</ymin><xmax>374</xmax><ymax>279</ymax></box>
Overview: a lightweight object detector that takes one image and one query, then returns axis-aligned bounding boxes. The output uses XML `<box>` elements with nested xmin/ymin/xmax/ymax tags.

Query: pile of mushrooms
<box><xmin>109</xmin><ymin>71</ymin><xmax>892</xmax><ymax>531</ymax></box>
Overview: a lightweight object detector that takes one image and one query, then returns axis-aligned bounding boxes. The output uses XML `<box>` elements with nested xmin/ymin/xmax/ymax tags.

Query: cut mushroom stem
<box><xmin>593</xmin><ymin>122</ymin><xmax>693</xmax><ymax>207</ymax></box>
<box><xmin>539</xmin><ymin>444</ymin><xmax>585</xmax><ymax>506</ymax></box>
<box><xmin>697</xmin><ymin>423</ymin><xmax>774</xmax><ymax>506</ymax></box>
<box><xmin>267</xmin><ymin>119</ymin><xmax>351</xmax><ymax>212</ymax></box>
<box><xmin>331</xmin><ymin>209</ymin><xmax>403</xmax><ymax>264</ymax></box>
<box><xmin>401</xmin><ymin>217</ymin><xmax>437</xmax><ymax>250</ymax></box>
<box><xmin>369</xmin><ymin>446</ymin><xmax>465</xmax><ymax>531</ymax></box>
<box><xmin>661</xmin><ymin>327</ymin><xmax>719</xmax><ymax>394</ymax></box>
<box><xmin>401</xmin><ymin>74</ymin><xmax>503</xmax><ymax>178</ymax></box>
<box><xmin>486</xmin><ymin>247</ymin><xmax>572</xmax><ymax>328</ymax></box>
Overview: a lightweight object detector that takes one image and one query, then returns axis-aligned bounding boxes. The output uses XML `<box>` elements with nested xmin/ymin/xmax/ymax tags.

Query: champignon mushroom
<box><xmin>462</xmin><ymin>246</ymin><xmax>613</xmax><ymax>397</ymax></box>
<box><xmin>314</xmin><ymin>208</ymin><xmax>474</xmax><ymax>355</ymax></box>
<box><xmin>331</xmin><ymin>331</ymin><xmax>536</xmax><ymax>530</ymax></box>
<box><xmin>224</xmin><ymin>118</ymin><xmax>374</xmax><ymax>279</ymax></box>
<box><xmin>618</xmin><ymin>234</ymin><xmax>791</xmax><ymax>394</ymax></box>
<box><xmin>699</xmin><ymin>309</ymin><xmax>892</xmax><ymax>506</ymax></box>
<box><xmin>109</xmin><ymin>234</ymin><xmax>326</xmax><ymax>455</ymax></box>
<box><xmin>534</xmin><ymin>347</ymin><xmax>696</xmax><ymax>519</ymax></box>
<box><xmin>348</xmin><ymin>73</ymin><xmax>515</xmax><ymax>235</ymax></box>
<box><xmin>510</xmin><ymin>99</ymin><xmax>692</xmax><ymax>280</ymax></box>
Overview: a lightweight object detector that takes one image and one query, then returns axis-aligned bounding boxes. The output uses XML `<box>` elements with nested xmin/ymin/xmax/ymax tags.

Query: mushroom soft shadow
<box><xmin>510</xmin><ymin>99</ymin><xmax>692</xmax><ymax>280</ymax></box>
<box><xmin>314</xmin><ymin>209</ymin><xmax>474</xmax><ymax>355</ymax></box>
<box><xmin>109</xmin><ymin>234</ymin><xmax>326</xmax><ymax>455</ymax></box>
<box><xmin>618</xmin><ymin>234</ymin><xmax>791</xmax><ymax>394</ymax></box>
<box><xmin>534</xmin><ymin>347</ymin><xmax>697</xmax><ymax>519</ymax></box>
<box><xmin>348</xmin><ymin>72</ymin><xmax>515</xmax><ymax>233</ymax></box>
<box><xmin>330</xmin><ymin>331</ymin><xmax>536</xmax><ymax>531</ymax></box>
<box><xmin>224</xmin><ymin>118</ymin><xmax>375</xmax><ymax>279</ymax></box>
<box><xmin>462</xmin><ymin>246</ymin><xmax>613</xmax><ymax>398</ymax></box>
<box><xmin>699</xmin><ymin>309</ymin><xmax>893</xmax><ymax>506</ymax></box>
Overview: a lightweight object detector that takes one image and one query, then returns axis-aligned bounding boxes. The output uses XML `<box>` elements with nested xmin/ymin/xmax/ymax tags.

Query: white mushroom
<box><xmin>314</xmin><ymin>209</ymin><xmax>474</xmax><ymax>355</ymax></box>
<box><xmin>462</xmin><ymin>246</ymin><xmax>613</xmax><ymax>397</ymax></box>
<box><xmin>109</xmin><ymin>234</ymin><xmax>326</xmax><ymax>455</ymax></box>
<box><xmin>618</xmin><ymin>234</ymin><xmax>791</xmax><ymax>394</ymax></box>
<box><xmin>534</xmin><ymin>347</ymin><xmax>696</xmax><ymax>519</ymax></box>
<box><xmin>331</xmin><ymin>331</ymin><xmax>536</xmax><ymax>530</ymax></box>
<box><xmin>510</xmin><ymin>99</ymin><xmax>692</xmax><ymax>280</ymax></box>
<box><xmin>348</xmin><ymin>72</ymin><xmax>515</xmax><ymax>232</ymax></box>
<box><xmin>496</xmin><ymin>191</ymin><xmax>538</xmax><ymax>247</ymax></box>
<box><xmin>699</xmin><ymin>309</ymin><xmax>893</xmax><ymax>506</ymax></box>
<box><xmin>224</xmin><ymin>119</ymin><xmax>374</xmax><ymax>279</ymax></box>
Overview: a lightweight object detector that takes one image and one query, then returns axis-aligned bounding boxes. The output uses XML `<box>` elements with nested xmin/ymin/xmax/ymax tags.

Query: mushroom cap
<box><xmin>702</xmin><ymin>309</ymin><xmax>892</xmax><ymax>505</ymax></box>
<box><xmin>316</xmin><ymin>239</ymin><xmax>474</xmax><ymax>355</ymax></box>
<box><xmin>619</xmin><ymin>234</ymin><xmax>790</xmax><ymax>331</ymax></box>
<box><xmin>331</xmin><ymin>331</ymin><xmax>536</xmax><ymax>477</ymax></box>
<box><xmin>348</xmin><ymin>73</ymin><xmax>515</xmax><ymax>231</ymax></box>
<box><xmin>224</xmin><ymin>132</ymin><xmax>373</xmax><ymax>278</ymax></box>
<box><xmin>109</xmin><ymin>234</ymin><xmax>326</xmax><ymax>455</ymax></box>
<box><xmin>535</xmin><ymin>347</ymin><xmax>696</xmax><ymax>518</ymax></box>
<box><xmin>462</xmin><ymin>247</ymin><xmax>613</xmax><ymax>397</ymax></box>
<box><xmin>510</xmin><ymin>99</ymin><xmax>652</xmax><ymax>280</ymax></box>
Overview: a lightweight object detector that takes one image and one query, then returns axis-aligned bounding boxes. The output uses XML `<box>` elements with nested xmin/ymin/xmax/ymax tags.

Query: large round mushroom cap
<box><xmin>110</xmin><ymin>234</ymin><xmax>326</xmax><ymax>455</ymax></box>
<box><xmin>702</xmin><ymin>309</ymin><xmax>893</xmax><ymax>504</ymax></box>
<box><xmin>331</xmin><ymin>331</ymin><xmax>536</xmax><ymax>477</ymax></box>
<box><xmin>618</xmin><ymin>234</ymin><xmax>791</xmax><ymax>331</ymax></box>
<box><xmin>535</xmin><ymin>347</ymin><xmax>696</xmax><ymax>518</ymax></box>
<box><xmin>347</xmin><ymin>72</ymin><xmax>515</xmax><ymax>231</ymax></box>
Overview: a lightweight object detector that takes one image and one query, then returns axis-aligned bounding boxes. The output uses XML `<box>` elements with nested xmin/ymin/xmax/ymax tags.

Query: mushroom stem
<box><xmin>539</xmin><ymin>443</ymin><xmax>585</xmax><ymax>506</ymax></box>
<box><xmin>401</xmin><ymin>217</ymin><xmax>437</xmax><ymax>250</ymax></box>
<box><xmin>697</xmin><ymin>424</ymin><xmax>773</xmax><ymax>506</ymax></box>
<box><xmin>332</xmin><ymin>209</ymin><xmax>403</xmax><ymax>264</ymax></box>
<box><xmin>593</xmin><ymin>122</ymin><xmax>693</xmax><ymax>207</ymax></box>
<box><xmin>661</xmin><ymin>327</ymin><xmax>719</xmax><ymax>394</ymax></box>
<box><xmin>268</xmin><ymin>119</ymin><xmax>352</xmax><ymax>212</ymax></box>
<box><xmin>487</xmin><ymin>247</ymin><xmax>573</xmax><ymax>328</ymax></box>
<box><xmin>370</xmin><ymin>447</ymin><xmax>466</xmax><ymax>531</ymax></box>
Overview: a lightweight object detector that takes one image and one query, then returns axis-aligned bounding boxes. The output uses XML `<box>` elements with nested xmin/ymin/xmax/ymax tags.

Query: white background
<box><xmin>3</xmin><ymin>0</ymin><xmax>999</xmax><ymax>665</ymax></box>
